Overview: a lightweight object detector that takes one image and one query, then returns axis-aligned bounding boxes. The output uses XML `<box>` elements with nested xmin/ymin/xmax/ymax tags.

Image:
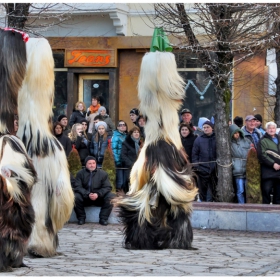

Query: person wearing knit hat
<box><xmin>254</xmin><ymin>114</ymin><xmax>265</xmax><ymax>135</ymax></box>
<box><xmin>203</xmin><ymin>120</ymin><xmax>214</xmax><ymax>129</ymax></box>
<box><xmin>73</xmin><ymin>155</ymin><xmax>115</xmax><ymax>225</ymax></box>
<box><xmin>96</xmin><ymin>106</ymin><xmax>115</xmax><ymax>137</ymax></box>
<box><xmin>233</xmin><ymin>116</ymin><xmax>243</xmax><ymax>128</ymax></box>
<box><xmin>192</xmin><ymin>118</ymin><xmax>217</xmax><ymax>202</ymax></box>
<box><xmin>95</xmin><ymin>121</ymin><xmax>108</xmax><ymax>131</ymax></box>
<box><xmin>57</xmin><ymin>114</ymin><xmax>70</xmax><ymax>136</ymax></box>
<box><xmin>90</xmin><ymin>121</ymin><xmax>109</xmax><ymax>168</ymax></box>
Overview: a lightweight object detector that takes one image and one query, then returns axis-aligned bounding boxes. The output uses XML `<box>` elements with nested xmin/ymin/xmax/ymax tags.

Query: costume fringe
<box><xmin>17</xmin><ymin>38</ymin><xmax>74</xmax><ymax>257</ymax></box>
<box><xmin>114</xmin><ymin>52</ymin><xmax>198</xmax><ymax>250</ymax></box>
<box><xmin>0</xmin><ymin>135</ymin><xmax>36</xmax><ymax>271</ymax></box>
<box><xmin>0</xmin><ymin>29</ymin><xmax>27</xmax><ymax>135</ymax></box>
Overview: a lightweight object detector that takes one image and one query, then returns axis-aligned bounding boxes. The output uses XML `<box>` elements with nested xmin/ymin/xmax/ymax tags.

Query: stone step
<box><xmin>68</xmin><ymin>202</ymin><xmax>280</xmax><ymax>232</ymax></box>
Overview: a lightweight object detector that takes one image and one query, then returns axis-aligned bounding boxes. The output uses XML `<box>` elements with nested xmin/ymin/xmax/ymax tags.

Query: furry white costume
<box><xmin>114</xmin><ymin>52</ymin><xmax>198</xmax><ymax>249</ymax></box>
<box><xmin>0</xmin><ymin>28</ymin><xmax>36</xmax><ymax>271</ymax></box>
<box><xmin>17</xmin><ymin>38</ymin><xmax>74</xmax><ymax>257</ymax></box>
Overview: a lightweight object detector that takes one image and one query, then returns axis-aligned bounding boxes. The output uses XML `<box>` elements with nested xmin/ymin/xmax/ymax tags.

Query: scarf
<box><xmin>89</xmin><ymin>104</ymin><xmax>101</xmax><ymax>114</ymax></box>
<box><xmin>131</xmin><ymin>136</ymin><xmax>140</xmax><ymax>155</ymax></box>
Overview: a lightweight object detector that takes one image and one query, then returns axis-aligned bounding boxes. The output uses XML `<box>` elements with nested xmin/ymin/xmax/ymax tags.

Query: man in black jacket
<box><xmin>73</xmin><ymin>156</ymin><xmax>115</xmax><ymax>225</ymax></box>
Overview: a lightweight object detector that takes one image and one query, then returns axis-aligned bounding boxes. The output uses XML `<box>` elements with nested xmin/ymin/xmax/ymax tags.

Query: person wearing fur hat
<box><xmin>192</xmin><ymin>120</ymin><xmax>217</xmax><ymax>202</ymax></box>
<box><xmin>97</xmin><ymin>106</ymin><xmax>115</xmax><ymax>138</ymax></box>
<box><xmin>229</xmin><ymin>124</ymin><xmax>252</xmax><ymax>204</ymax></box>
<box><xmin>73</xmin><ymin>156</ymin><xmax>115</xmax><ymax>225</ymax></box>
<box><xmin>90</xmin><ymin>121</ymin><xmax>109</xmax><ymax>168</ymax></box>
<box><xmin>254</xmin><ymin>114</ymin><xmax>266</xmax><ymax>135</ymax></box>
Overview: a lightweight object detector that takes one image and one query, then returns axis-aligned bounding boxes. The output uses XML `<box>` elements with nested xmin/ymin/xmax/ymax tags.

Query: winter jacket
<box><xmin>112</xmin><ymin>129</ymin><xmax>127</xmax><ymax>166</ymax></box>
<box><xmin>229</xmin><ymin>124</ymin><xmax>251</xmax><ymax>178</ymax></box>
<box><xmin>74</xmin><ymin>167</ymin><xmax>112</xmax><ymax>199</ymax></box>
<box><xmin>90</xmin><ymin>134</ymin><xmax>108</xmax><ymax>165</ymax></box>
<box><xmin>241</xmin><ymin>126</ymin><xmax>262</xmax><ymax>148</ymax></box>
<box><xmin>72</xmin><ymin>135</ymin><xmax>90</xmax><ymax>166</ymax></box>
<box><xmin>181</xmin><ymin>133</ymin><xmax>197</xmax><ymax>163</ymax></box>
<box><xmin>55</xmin><ymin>133</ymin><xmax>72</xmax><ymax>157</ymax></box>
<box><xmin>257</xmin><ymin>132</ymin><xmax>280</xmax><ymax>179</ymax></box>
<box><xmin>69</xmin><ymin>110</ymin><xmax>87</xmax><ymax>127</ymax></box>
<box><xmin>192</xmin><ymin>132</ymin><xmax>216</xmax><ymax>174</ymax></box>
<box><xmin>121</xmin><ymin>135</ymin><xmax>142</xmax><ymax>169</ymax></box>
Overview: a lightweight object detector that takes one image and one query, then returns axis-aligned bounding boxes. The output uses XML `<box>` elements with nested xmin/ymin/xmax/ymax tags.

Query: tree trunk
<box><xmin>6</xmin><ymin>3</ymin><xmax>30</xmax><ymax>29</ymax></box>
<box><xmin>213</xmin><ymin>85</ymin><xmax>235</xmax><ymax>202</ymax></box>
<box><xmin>274</xmin><ymin>48</ymin><xmax>280</xmax><ymax>127</ymax></box>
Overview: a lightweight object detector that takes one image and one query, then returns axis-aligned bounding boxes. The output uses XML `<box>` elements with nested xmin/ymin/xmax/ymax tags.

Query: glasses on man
<box><xmin>118</xmin><ymin>123</ymin><xmax>126</xmax><ymax>127</ymax></box>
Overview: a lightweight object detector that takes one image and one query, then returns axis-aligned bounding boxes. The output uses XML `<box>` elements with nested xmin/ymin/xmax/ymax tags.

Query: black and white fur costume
<box><xmin>17</xmin><ymin>38</ymin><xmax>74</xmax><ymax>257</ymax></box>
<box><xmin>114</xmin><ymin>51</ymin><xmax>198</xmax><ymax>250</ymax></box>
<box><xmin>0</xmin><ymin>28</ymin><xmax>37</xmax><ymax>271</ymax></box>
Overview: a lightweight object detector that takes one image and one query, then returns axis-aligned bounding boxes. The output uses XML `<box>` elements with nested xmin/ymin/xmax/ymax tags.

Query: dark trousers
<box><xmin>261</xmin><ymin>178</ymin><xmax>280</xmax><ymax>204</ymax></box>
<box><xmin>197</xmin><ymin>170</ymin><xmax>217</xmax><ymax>202</ymax></box>
<box><xmin>74</xmin><ymin>192</ymin><xmax>115</xmax><ymax>221</ymax></box>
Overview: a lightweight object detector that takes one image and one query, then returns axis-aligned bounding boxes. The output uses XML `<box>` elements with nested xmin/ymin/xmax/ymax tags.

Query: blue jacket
<box><xmin>111</xmin><ymin>130</ymin><xmax>127</xmax><ymax>166</ymax></box>
<box><xmin>192</xmin><ymin>132</ymin><xmax>216</xmax><ymax>174</ymax></box>
<box><xmin>90</xmin><ymin>134</ymin><xmax>108</xmax><ymax>165</ymax></box>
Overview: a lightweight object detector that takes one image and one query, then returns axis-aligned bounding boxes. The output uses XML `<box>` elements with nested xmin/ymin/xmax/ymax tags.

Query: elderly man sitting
<box><xmin>73</xmin><ymin>156</ymin><xmax>116</xmax><ymax>225</ymax></box>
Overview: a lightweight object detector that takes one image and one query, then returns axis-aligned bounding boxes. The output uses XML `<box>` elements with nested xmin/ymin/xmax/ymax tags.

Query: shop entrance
<box><xmin>78</xmin><ymin>74</ymin><xmax>109</xmax><ymax>111</ymax></box>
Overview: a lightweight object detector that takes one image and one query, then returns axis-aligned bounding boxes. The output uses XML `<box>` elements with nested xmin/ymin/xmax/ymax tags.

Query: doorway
<box><xmin>78</xmin><ymin>74</ymin><xmax>109</xmax><ymax>111</ymax></box>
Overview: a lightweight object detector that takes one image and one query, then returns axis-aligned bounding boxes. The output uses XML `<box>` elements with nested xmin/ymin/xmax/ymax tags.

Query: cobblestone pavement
<box><xmin>2</xmin><ymin>222</ymin><xmax>280</xmax><ymax>276</ymax></box>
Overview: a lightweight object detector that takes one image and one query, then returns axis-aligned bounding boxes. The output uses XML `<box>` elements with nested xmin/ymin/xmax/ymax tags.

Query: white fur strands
<box><xmin>0</xmin><ymin>29</ymin><xmax>27</xmax><ymax>135</ymax></box>
<box><xmin>17</xmin><ymin>37</ymin><xmax>74</xmax><ymax>257</ymax></box>
<box><xmin>17</xmin><ymin>38</ymin><xmax>55</xmax><ymax>157</ymax></box>
<box><xmin>137</xmin><ymin>51</ymin><xmax>185</xmax><ymax>148</ymax></box>
<box><xmin>0</xmin><ymin>135</ymin><xmax>36</xmax><ymax>271</ymax></box>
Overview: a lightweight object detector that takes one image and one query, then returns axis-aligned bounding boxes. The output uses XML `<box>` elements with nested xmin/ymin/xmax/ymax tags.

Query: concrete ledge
<box><xmin>69</xmin><ymin>202</ymin><xmax>280</xmax><ymax>232</ymax></box>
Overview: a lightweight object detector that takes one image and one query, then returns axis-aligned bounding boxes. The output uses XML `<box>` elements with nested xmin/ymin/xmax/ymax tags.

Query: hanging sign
<box><xmin>65</xmin><ymin>49</ymin><xmax>116</xmax><ymax>67</ymax></box>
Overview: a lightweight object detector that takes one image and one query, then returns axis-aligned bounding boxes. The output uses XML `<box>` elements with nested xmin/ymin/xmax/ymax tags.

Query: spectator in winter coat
<box><xmin>57</xmin><ymin>114</ymin><xmax>71</xmax><ymax>136</ymax></box>
<box><xmin>69</xmin><ymin>101</ymin><xmax>87</xmax><ymax>128</ymax></box>
<box><xmin>241</xmin><ymin>115</ymin><xmax>262</xmax><ymax>148</ymax></box>
<box><xmin>254</xmin><ymin>114</ymin><xmax>266</xmax><ymax>135</ymax></box>
<box><xmin>129</xmin><ymin>108</ymin><xmax>141</xmax><ymax>129</ymax></box>
<box><xmin>97</xmin><ymin>106</ymin><xmax>115</xmax><ymax>138</ymax></box>
<box><xmin>90</xmin><ymin>121</ymin><xmax>109</xmax><ymax>168</ymax></box>
<box><xmin>257</xmin><ymin>121</ymin><xmax>280</xmax><ymax>204</ymax></box>
<box><xmin>68</xmin><ymin>123</ymin><xmax>90</xmax><ymax>166</ymax></box>
<box><xmin>121</xmin><ymin>126</ymin><xmax>142</xmax><ymax>192</ymax></box>
<box><xmin>112</xmin><ymin>120</ymin><xmax>128</xmax><ymax>190</ymax></box>
<box><xmin>192</xmin><ymin>121</ymin><xmax>217</xmax><ymax>202</ymax></box>
<box><xmin>73</xmin><ymin>156</ymin><xmax>115</xmax><ymax>225</ymax></box>
<box><xmin>179</xmin><ymin>123</ymin><xmax>197</xmax><ymax>163</ymax></box>
<box><xmin>53</xmin><ymin>122</ymin><xmax>72</xmax><ymax>157</ymax></box>
<box><xmin>229</xmin><ymin>124</ymin><xmax>252</xmax><ymax>204</ymax></box>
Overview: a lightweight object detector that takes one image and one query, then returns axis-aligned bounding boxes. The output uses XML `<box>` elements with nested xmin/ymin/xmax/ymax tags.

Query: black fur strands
<box><xmin>0</xmin><ymin>135</ymin><xmax>37</xmax><ymax>272</ymax></box>
<box><xmin>0</xmin><ymin>29</ymin><xmax>27</xmax><ymax>135</ymax></box>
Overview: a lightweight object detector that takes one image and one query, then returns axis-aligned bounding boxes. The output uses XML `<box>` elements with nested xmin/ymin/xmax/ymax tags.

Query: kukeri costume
<box><xmin>0</xmin><ymin>28</ymin><xmax>37</xmax><ymax>271</ymax></box>
<box><xmin>114</xmin><ymin>52</ymin><xmax>198</xmax><ymax>250</ymax></box>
